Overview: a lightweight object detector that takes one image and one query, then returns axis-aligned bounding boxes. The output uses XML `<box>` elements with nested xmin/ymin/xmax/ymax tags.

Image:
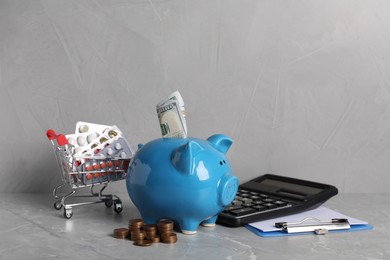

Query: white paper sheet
<box><xmin>248</xmin><ymin>206</ymin><xmax>369</xmax><ymax>232</ymax></box>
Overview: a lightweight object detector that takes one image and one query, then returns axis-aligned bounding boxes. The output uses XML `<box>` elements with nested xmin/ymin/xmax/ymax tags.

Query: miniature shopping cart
<box><xmin>46</xmin><ymin>129</ymin><xmax>131</xmax><ymax>219</ymax></box>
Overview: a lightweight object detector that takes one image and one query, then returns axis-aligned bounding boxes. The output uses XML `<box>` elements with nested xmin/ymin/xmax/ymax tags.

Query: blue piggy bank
<box><xmin>126</xmin><ymin>134</ymin><xmax>239</xmax><ymax>234</ymax></box>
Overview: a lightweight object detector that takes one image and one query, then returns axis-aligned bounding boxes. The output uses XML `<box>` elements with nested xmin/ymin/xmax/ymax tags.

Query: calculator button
<box><xmin>250</xmin><ymin>195</ymin><xmax>261</xmax><ymax>200</ymax></box>
<box><xmin>252</xmin><ymin>200</ymin><xmax>263</xmax><ymax>205</ymax></box>
<box><xmin>240</xmin><ymin>198</ymin><xmax>253</xmax><ymax>204</ymax></box>
<box><xmin>223</xmin><ymin>205</ymin><xmax>242</xmax><ymax>212</ymax></box>
<box><xmin>262</xmin><ymin>198</ymin><xmax>274</xmax><ymax>203</ymax></box>
<box><xmin>231</xmin><ymin>200</ymin><xmax>242</xmax><ymax>205</ymax></box>
<box><xmin>252</xmin><ymin>205</ymin><xmax>267</xmax><ymax>211</ymax></box>
<box><xmin>242</xmin><ymin>203</ymin><xmax>253</xmax><ymax>207</ymax></box>
<box><xmin>274</xmin><ymin>200</ymin><xmax>288</xmax><ymax>207</ymax></box>
<box><xmin>240</xmin><ymin>193</ymin><xmax>250</xmax><ymax>197</ymax></box>
<box><xmin>262</xmin><ymin>203</ymin><xmax>277</xmax><ymax>209</ymax></box>
<box><xmin>230</xmin><ymin>207</ymin><xmax>257</xmax><ymax>216</ymax></box>
<box><xmin>239</xmin><ymin>189</ymin><xmax>249</xmax><ymax>193</ymax></box>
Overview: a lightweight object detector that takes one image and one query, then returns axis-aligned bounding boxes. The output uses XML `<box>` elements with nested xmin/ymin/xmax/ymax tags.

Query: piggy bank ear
<box><xmin>171</xmin><ymin>141</ymin><xmax>203</xmax><ymax>174</ymax></box>
<box><xmin>207</xmin><ymin>134</ymin><xmax>232</xmax><ymax>154</ymax></box>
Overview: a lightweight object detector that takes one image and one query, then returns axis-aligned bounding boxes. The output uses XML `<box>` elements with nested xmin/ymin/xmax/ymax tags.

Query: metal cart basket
<box><xmin>46</xmin><ymin>130</ymin><xmax>131</xmax><ymax>219</ymax></box>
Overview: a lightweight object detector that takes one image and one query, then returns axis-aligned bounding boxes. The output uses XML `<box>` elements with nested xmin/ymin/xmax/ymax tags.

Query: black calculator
<box><xmin>216</xmin><ymin>174</ymin><xmax>338</xmax><ymax>227</ymax></box>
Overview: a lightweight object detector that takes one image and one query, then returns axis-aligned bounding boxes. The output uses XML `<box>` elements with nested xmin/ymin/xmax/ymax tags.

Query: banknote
<box><xmin>156</xmin><ymin>91</ymin><xmax>187</xmax><ymax>133</ymax></box>
<box><xmin>156</xmin><ymin>91</ymin><xmax>187</xmax><ymax>138</ymax></box>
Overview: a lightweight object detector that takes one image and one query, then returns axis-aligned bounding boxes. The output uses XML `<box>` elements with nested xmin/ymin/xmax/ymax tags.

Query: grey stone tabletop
<box><xmin>0</xmin><ymin>192</ymin><xmax>388</xmax><ymax>260</ymax></box>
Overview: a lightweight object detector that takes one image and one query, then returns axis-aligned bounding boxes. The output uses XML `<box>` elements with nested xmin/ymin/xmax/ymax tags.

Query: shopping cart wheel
<box><xmin>64</xmin><ymin>209</ymin><xmax>73</xmax><ymax>219</ymax></box>
<box><xmin>105</xmin><ymin>201</ymin><xmax>113</xmax><ymax>208</ymax></box>
<box><xmin>114</xmin><ymin>201</ymin><xmax>123</xmax><ymax>213</ymax></box>
<box><xmin>54</xmin><ymin>201</ymin><xmax>62</xmax><ymax>210</ymax></box>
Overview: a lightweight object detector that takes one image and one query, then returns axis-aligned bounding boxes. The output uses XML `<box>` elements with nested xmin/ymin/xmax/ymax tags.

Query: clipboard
<box><xmin>245</xmin><ymin>206</ymin><xmax>373</xmax><ymax>237</ymax></box>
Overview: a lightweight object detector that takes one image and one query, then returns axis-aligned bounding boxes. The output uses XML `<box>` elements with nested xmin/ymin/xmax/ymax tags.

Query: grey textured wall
<box><xmin>1</xmin><ymin>0</ymin><xmax>389</xmax><ymax>193</ymax></box>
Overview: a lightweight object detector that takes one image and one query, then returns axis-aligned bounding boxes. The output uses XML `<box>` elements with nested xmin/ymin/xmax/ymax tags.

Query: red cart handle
<box><xmin>46</xmin><ymin>129</ymin><xmax>57</xmax><ymax>140</ymax></box>
<box><xmin>57</xmin><ymin>134</ymin><xmax>69</xmax><ymax>146</ymax></box>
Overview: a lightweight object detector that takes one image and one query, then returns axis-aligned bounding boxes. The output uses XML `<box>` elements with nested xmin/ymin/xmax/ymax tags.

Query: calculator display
<box><xmin>259</xmin><ymin>179</ymin><xmax>324</xmax><ymax>198</ymax></box>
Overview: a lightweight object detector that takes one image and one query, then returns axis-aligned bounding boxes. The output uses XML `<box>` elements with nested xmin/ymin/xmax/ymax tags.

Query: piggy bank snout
<box><xmin>218</xmin><ymin>175</ymin><xmax>239</xmax><ymax>206</ymax></box>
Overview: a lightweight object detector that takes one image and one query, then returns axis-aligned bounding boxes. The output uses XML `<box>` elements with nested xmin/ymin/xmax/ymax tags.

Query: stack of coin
<box><xmin>158</xmin><ymin>219</ymin><xmax>174</xmax><ymax>233</ymax></box>
<box><xmin>129</xmin><ymin>218</ymin><xmax>144</xmax><ymax>230</ymax></box>
<box><xmin>161</xmin><ymin>232</ymin><xmax>178</xmax><ymax>244</ymax></box>
<box><xmin>113</xmin><ymin>218</ymin><xmax>178</xmax><ymax>246</ymax></box>
<box><xmin>128</xmin><ymin>219</ymin><xmax>146</xmax><ymax>243</ymax></box>
<box><xmin>144</xmin><ymin>224</ymin><xmax>160</xmax><ymax>243</ymax></box>
<box><xmin>113</xmin><ymin>228</ymin><xmax>129</xmax><ymax>239</ymax></box>
<box><xmin>158</xmin><ymin>219</ymin><xmax>178</xmax><ymax>244</ymax></box>
<box><xmin>130</xmin><ymin>230</ymin><xmax>146</xmax><ymax>243</ymax></box>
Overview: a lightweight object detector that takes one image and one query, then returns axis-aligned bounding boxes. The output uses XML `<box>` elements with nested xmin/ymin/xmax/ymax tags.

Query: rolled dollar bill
<box><xmin>156</xmin><ymin>91</ymin><xmax>187</xmax><ymax>132</ymax></box>
<box><xmin>156</xmin><ymin>91</ymin><xmax>187</xmax><ymax>138</ymax></box>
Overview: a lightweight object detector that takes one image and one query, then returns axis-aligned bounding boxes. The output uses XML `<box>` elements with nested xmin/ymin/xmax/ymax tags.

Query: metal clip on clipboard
<box><xmin>275</xmin><ymin>218</ymin><xmax>350</xmax><ymax>235</ymax></box>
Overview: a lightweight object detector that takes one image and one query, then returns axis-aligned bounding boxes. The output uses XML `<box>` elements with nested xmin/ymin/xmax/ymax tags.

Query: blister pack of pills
<box><xmin>66</xmin><ymin>132</ymin><xmax>100</xmax><ymax>154</ymax></box>
<box><xmin>66</xmin><ymin>122</ymin><xmax>111</xmax><ymax>154</ymax></box>
<box><xmin>75</xmin><ymin>122</ymin><xmax>111</xmax><ymax>135</ymax></box>
<box><xmin>67</xmin><ymin>124</ymin><xmax>127</xmax><ymax>156</ymax></box>
<box><xmin>97</xmin><ymin>137</ymin><xmax>134</xmax><ymax>159</ymax></box>
<box><xmin>81</xmin><ymin>158</ymin><xmax>130</xmax><ymax>185</ymax></box>
<box><xmin>63</xmin><ymin>122</ymin><xmax>133</xmax><ymax>185</ymax></box>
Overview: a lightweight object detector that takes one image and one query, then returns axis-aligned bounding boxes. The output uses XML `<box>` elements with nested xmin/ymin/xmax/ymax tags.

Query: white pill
<box><xmin>115</xmin><ymin>143</ymin><xmax>122</xmax><ymax>150</ymax></box>
<box><xmin>77</xmin><ymin>136</ymin><xmax>86</xmax><ymax>146</ymax></box>
<box><xmin>79</xmin><ymin>124</ymin><xmax>89</xmax><ymax>133</ymax></box>
<box><xmin>107</xmin><ymin>148</ymin><xmax>113</xmax><ymax>156</ymax></box>
<box><xmin>120</xmin><ymin>152</ymin><xmax>127</xmax><ymax>158</ymax></box>
<box><xmin>87</xmin><ymin>132</ymin><xmax>98</xmax><ymax>143</ymax></box>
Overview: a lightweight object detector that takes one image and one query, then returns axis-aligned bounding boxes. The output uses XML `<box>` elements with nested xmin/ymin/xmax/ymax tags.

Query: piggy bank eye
<box><xmin>219</xmin><ymin>160</ymin><xmax>226</xmax><ymax>166</ymax></box>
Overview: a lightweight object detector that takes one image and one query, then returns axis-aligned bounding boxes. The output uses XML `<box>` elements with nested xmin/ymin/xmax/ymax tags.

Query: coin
<box><xmin>133</xmin><ymin>239</ymin><xmax>153</xmax><ymax>247</ymax></box>
<box><xmin>151</xmin><ymin>236</ymin><xmax>161</xmax><ymax>243</ymax></box>
<box><xmin>146</xmin><ymin>230</ymin><xmax>157</xmax><ymax>240</ymax></box>
<box><xmin>130</xmin><ymin>230</ymin><xmax>146</xmax><ymax>241</ymax></box>
<box><xmin>116</xmin><ymin>218</ymin><xmax>178</xmax><ymax>246</ymax></box>
<box><xmin>113</xmin><ymin>228</ymin><xmax>129</xmax><ymax>239</ymax></box>
<box><xmin>129</xmin><ymin>219</ymin><xmax>144</xmax><ymax>230</ymax></box>
<box><xmin>158</xmin><ymin>219</ymin><xmax>174</xmax><ymax>228</ymax></box>
<box><xmin>161</xmin><ymin>232</ymin><xmax>177</xmax><ymax>244</ymax></box>
<box><xmin>143</xmin><ymin>224</ymin><xmax>158</xmax><ymax>231</ymax></box>
<box><xmin>158</xmin><ymin>219</ymin><xmax>174</xmax><ymax>233</ymax></box>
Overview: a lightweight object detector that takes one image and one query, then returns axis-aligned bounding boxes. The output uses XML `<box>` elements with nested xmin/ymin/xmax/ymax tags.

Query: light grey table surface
<box><xmin>0</xmin><ymin>192</ymin><xmax>388</xmax><ymax>260</ymax></box>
